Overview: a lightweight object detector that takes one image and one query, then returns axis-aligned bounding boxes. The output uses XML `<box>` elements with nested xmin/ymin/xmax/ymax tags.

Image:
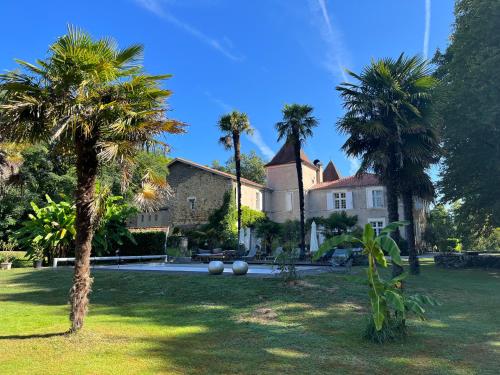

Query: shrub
<box><xmin>120</xmin><ymin>231</ymin><xmax>167</xmax><ymax>255</ymax></box>
<box><xmin>16</xmin><ymin>195</ymin><xmax>76</xmax><ymax>262</ymax></box>
<box><xmin>314</xmin><ymin>222</ymin><xmax>438</xmax><ymax>343</ymax></box>
<box><xmin>274</xmin><ymin>249</ymin><xmax>298</xmax><ymax>284</ymax></box>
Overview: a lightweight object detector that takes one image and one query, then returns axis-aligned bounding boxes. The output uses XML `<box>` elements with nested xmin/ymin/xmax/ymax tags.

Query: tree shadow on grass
<box><xmin>1</xmin><ymin>267</ymin><xmax>499</xmax><ymax>374</ymax></box>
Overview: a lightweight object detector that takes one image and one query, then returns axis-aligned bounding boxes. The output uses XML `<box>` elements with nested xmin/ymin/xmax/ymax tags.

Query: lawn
<box><xmin>0</xmin><ymin>264</ymin><xmax>499</xmax><ymax>375</ymax></box>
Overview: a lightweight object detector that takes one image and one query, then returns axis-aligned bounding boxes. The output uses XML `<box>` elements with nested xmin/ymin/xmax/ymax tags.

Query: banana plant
<box><xmin>314</xmin><ymin>221</ymin><xmax>437</xmax><ymax>334</ymax></box>
<box><xmin>16</xmin><ymin>195</ymin><xmax>76</xmax><ymax>262</ymax></box>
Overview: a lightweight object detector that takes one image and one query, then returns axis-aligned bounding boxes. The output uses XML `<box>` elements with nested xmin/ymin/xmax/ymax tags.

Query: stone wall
<box><xmin>434</xmin><ymin>253</ymin><xmax>500</xmax><ymax>269</ymax></box>
<box><xmin>167</xmin><ymin>162</ymin><xmax>232</xmax><ymax>227</ymax></box>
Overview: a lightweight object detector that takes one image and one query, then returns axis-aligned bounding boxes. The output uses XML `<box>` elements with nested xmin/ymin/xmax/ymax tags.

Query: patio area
<box><xmin>93</xmin><ymin>262</ymin><xmax>329</xmax><ymax>276</ymax></box>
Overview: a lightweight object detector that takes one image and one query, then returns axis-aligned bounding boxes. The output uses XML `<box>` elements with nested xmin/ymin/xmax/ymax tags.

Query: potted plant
<box><xmin>31</xmin><ymin>244</ymin><xmax>44</xmax><ymax>269</ymax></box>
<box><xmin>0</xmin><ymin>240</ymin><xmax>16</xmax><ymax>270</ymax></box>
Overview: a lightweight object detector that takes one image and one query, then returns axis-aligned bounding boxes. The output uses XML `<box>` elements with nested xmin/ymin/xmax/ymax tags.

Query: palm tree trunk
<box><xmin>403</xmin><ymin>190</ymin><xmax>419</xmax><ymax>275</ymax></box>
<box><xmin>233</xmin><ymin>133</ymin><xmax>242</xmax><ymax>244</ymax></box>
<box><xmin>386</xmin><ymin>171</ymin><xmax>404</xmax><ymax>278</ymax></box>
<box><xmin>292</xmin><ymin>135</ymin><xmax>306</xmax><ymax>259</ymax></box>
<box><xmin>69</xmin><ymin>134</ymin><xmax>98</xmax><ymax>333</ymax></box>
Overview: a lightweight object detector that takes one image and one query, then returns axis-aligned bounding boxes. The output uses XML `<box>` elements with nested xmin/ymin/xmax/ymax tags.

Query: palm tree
<box><xmin>337</xmin><ymin>54</ymin><xmax>437</xmax><ymax>276</ymax></box>
<box><xmin>0</xmin><ymin>26</ymin><xmax>185</xmax><ymax>332</ymax></box>
<box><xmin>276</xmin><ymin>104</ymin><xmax>318</xmax><ymax>259</ymax></box>
<box><xmin>217</xmin><ymin>111</ymin><xmax>253</xmax><ymax>244</ymax></box>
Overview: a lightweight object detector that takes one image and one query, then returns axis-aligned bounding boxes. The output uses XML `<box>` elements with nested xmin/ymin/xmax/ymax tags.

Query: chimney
<box><xmin>313</xmin><ymin>159</ymin><xmax>323</xmax><ymax>184</ymax></box>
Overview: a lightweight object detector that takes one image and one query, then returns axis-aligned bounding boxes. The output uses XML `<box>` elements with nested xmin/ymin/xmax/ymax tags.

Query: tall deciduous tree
<box><xmin>433</xmin><ymin>0</ymin><xmax>500</xmax><ymax>243</ymax></box>
<box><xmin>217</xmin><ymin>111</ymin><xmax>253</xmax><ymax>242</ymax></box>
<box><xmin>276</xmin><ymin>104</ymin><xmax>318</xmax><ymax>259</ymax></box>
<box><xmin>212</xmin><ymin>150</ymin><xmax>266</xmax><ymax>185</ymax></box>
<box><xmin>337</xmin><ymin>54</ymin><xmax>438</xmax><ymax>275</ymax></box>
<box><xmin>0</xmin><ymin>27</ymin><xmax>185</xmax><ymax>332</ymax></box>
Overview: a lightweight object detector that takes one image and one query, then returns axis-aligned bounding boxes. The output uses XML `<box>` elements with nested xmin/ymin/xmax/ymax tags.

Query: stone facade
<box><xmin>129</xmin><ymin>144</ymin><xmax>428</xmax><ymax>244</ymax></box>
<box><xmin>128</xmin><ymin>158</ymin><xmax>266</xmax><ymax>230</ymax></box>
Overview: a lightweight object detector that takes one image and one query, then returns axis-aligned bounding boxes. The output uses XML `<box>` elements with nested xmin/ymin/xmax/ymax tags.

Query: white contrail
<box><xmin>134</xmin><ymin>0</ymin><xmax>243</xmax><ymax>61</ymax></box>
<box><xmin>313</xmin><ymin>0</ymin><xmax>350</xmax><ymax>82</ymax></box>
<box><xmin>246</xmin><ymin>129</ymin><xmax>275</xmax><ymax>161</ymax></box>
<box><xmin>205</xmin><ymin>92</ymin><xmax>275</xmax><ymax>160</ymax></box>
<box><xmin>423</xmin><ymin>0</ymin><xmax>431</xmax><ymax>59</ymax></box>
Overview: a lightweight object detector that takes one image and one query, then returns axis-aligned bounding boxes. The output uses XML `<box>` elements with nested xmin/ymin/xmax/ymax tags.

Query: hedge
<box><xmin>434</xmin><ymin>253</ymin><xmax>500</xmax><ymax>269</ymax></box>
<box><xmin>119</xmin><ymin>231</ymin><xmax>167</xmax><ymax>256</ymax></box>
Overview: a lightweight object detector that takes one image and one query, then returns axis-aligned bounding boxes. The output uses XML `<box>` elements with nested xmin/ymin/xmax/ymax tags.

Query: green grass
<box><xmin>0</xmin><ymin>264</ymin><xmax>499</xmax><ymax>375</ymax></box>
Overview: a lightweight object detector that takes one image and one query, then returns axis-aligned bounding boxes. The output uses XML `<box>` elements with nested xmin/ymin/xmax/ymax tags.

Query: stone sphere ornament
<box><xmin>232</xmin><ymin>261</ymin><xmax>249</xmax><ymax>276</ymax></box>
<box><xmin>208</xmin><ymin>261</ymin><xmax>224</xmax><ymax>275</ymax></box>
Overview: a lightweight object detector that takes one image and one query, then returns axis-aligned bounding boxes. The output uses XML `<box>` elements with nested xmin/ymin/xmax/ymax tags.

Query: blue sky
<box><xmin>0</xmin><ymin>0</ymin><xmax>454</xmax><ymax>176</ymax></box>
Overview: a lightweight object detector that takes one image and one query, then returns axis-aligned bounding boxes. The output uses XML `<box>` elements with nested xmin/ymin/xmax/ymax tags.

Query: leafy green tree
<box><xmin>218</xmin><ymin>111</ymin><xmax>253</xmax><ymax>238</ymax></box>
<box><xmin>0</xmin><ymin>144</ymin><xmax>76</xmax><ymax>239</ymax></box>
<box><xmin>308</xmin><ymin>212</ymin><xmax>358</xmax><ymax>237</ymax></box>
<box><xmin>0</xmin><ymin>27</ymin><xmax>185</xmax><ymax>332</ymax></box>
<box><xmin>337</xmin><ymin>54</ymin><xmax>438</xmax><ymax>276</ymax></box>
<box><xmin>433</xmin><ymin>0</ymin><xmax>500</xmax><ymax>238</ymax></box>
<box><xmin>423</xmin><ymin>205</ymin><xmax>457</xmax><ymax>252</ymax></box>
<box><xmin>212</xmin><ymin>150</ymin><xmax>266</xmax><ymax>185</ymax></box>
<box><xmin>276</xmin><ymin>104</ymin><xmax>318</xmax><ymax>259</ymax></box>
<box><xmin>255</xmin><ymin>218</ymin><xmax>281</xmax><ymax>254</ymax></box>
<box><xmin>314</xmin><ymin>222</ymin><xmax>437</xmax><ymax>343</ymax></box>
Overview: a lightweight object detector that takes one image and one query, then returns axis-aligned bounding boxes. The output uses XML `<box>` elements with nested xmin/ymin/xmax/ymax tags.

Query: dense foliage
<box><xmin>308</xmin><ymin>212</ymin><xmax>358</xmax><ymax>238</ymax></box>
<box><xmin>0</xmin><ymin>144</ymin><xmax>76</xmax><ymax>239</ymax></box>
<box><xmin>16</xmin><ymin>195</ymin><xmax>76</xmax><ymax>262</ymax></box>
<box><xmin>16</xmin><ymin>193</ymin><xmax>135</xmax><ymax>263</ymax></box>
<box><xmin>433</xmin><ymin>0</ymin><xmax>500</xmax><ymax>240</ymax></box>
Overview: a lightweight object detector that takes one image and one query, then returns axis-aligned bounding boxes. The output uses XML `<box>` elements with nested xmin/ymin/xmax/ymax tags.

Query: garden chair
<box><xmin>265</xmin><ymin>246</ymin><xmax>283</xmax><ymax>261</ymax></box>
<box><xmin>242</xmin><ymin>245</ymin><xmax>257</xmax><ymax>261</ymax></box>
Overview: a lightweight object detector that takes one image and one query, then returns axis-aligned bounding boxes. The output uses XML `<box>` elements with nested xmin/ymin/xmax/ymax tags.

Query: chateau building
<box><xmin>128</xmin><ymin>143</ymin><xmax>427</xmax><ymax>243</ymax></box>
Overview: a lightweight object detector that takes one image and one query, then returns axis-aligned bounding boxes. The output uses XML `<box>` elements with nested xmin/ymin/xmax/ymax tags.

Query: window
<box><xmin>368</xmin><ymin>219</ymin><xmax>385</xmax><ymax>236</ymax></box>
<box><xmin>334</xmin><ymin>192</ymin><xmax>347</xmax><ymax>210</ymax></box>
<box><xmin>285</xmin><ymin>192</ymin><xmax>293</xmax><ymax>211</ymax></box>
<box><xmin>187</xmin><ymin>197</ymin><xmax>196</xmax><ymax>210</ymax></box>
<box><xmin>372</xmin><ymin>189</ymin><xmax>384</xmax><ymax>208</ymax></box>
<box><xmin>327</xmin><ymin>191</ymin><xmax>353</xmax><ymax>210</ymax></box>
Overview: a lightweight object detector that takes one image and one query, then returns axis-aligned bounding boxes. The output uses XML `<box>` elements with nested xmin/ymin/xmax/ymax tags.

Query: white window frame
<box><xmin>372</xmin><ymin>189</ymin><xmax>384</xmax><ymax>208</ymax></box>
<box><xmin>187</xmin><ymin>196</ymin><xmax>196</xmax><ymax>210</ymax></box>
<box><xmin>327</xmin><ymin>190</ymin><xmax>353</xmax><ymax>211</ymax></box>
<box><xmin>368</xmin><ymin>218</ymin><xmax>386</xmax><ymax>236</ymax></box>
<box><xmin>366</xmin><ymin>187</ymin><xmax>385</xmax><ymax>208</ymax></box>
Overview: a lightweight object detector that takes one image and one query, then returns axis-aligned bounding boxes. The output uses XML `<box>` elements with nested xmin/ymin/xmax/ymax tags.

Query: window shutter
<box><xmin>346</xmin><ymin>191</ymin><xmax>353</xmax><ymax>209</ymax></box>
<box><xmin>326</xmin><ymin>192</ymin><xmax>333</xmax><ymax>210</ymax></box>
<box><xmin>366</xmin><ymin>188</ymin><xmax>373</xmax><ymax>208</ymax></box>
